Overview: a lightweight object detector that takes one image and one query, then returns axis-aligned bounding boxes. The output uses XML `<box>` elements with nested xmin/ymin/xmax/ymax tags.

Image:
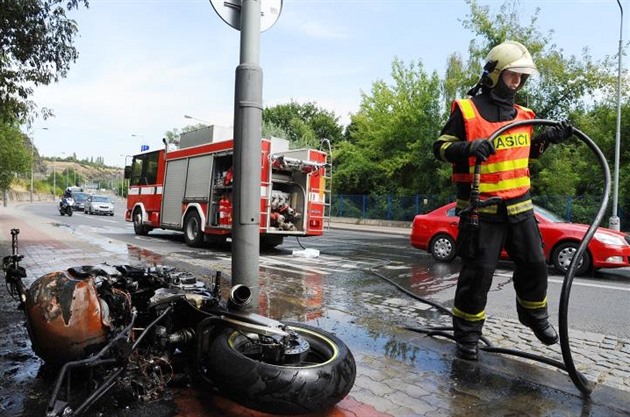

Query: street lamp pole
<box><xmin>53</xmin><ymin>156</ymin><xmax>56</xmax><ymax>197</ymax></box>
<box><xmin>30</xmin><ymin>144</ymin><xmax>34</xmax><ymax>203</ymax></box>
<box><xmin>610</xmin><ymin>0</ymin><xmax>624</xmax><ymax>231</ymax></box>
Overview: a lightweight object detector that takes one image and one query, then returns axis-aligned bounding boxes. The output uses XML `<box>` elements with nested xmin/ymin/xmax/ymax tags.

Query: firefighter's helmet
<box><xmin>483</xmin><ymin>40</ymin><xmax>537</xmax><ymax>88</ymax></box>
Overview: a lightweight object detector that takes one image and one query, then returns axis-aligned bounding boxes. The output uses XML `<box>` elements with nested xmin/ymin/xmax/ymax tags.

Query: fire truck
<box><xmin>124</xmin><ymin>126</ymin><xmax>330</xmax><ymax>248</ymax></box>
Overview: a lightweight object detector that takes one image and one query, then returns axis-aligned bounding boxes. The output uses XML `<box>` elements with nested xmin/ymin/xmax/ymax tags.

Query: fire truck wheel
<box><xmin>132</xmin><ymin>208</ymin><xmax>149</xmax><ymax>236</ymax></box>
<box><xmin>184</xmin><ymin>211</ymin><xmax>204</xmax><ymax>247</ymax></box>
<box><xmin>203</xmin><ymin>321</ymin><xmax>356</xmax><ymax>415</ymax></box>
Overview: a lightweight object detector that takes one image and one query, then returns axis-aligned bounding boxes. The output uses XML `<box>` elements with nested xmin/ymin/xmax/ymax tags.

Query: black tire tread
<box><xmin>203</xmin><ymin>321</ymin><xmax>356</xmax><ymax>415</ymax></box>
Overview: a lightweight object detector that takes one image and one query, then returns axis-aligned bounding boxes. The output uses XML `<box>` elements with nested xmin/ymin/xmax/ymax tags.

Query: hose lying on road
<box><xmin>371</xmin><ymin>120</ymin><xmax>607</xmax><ymax>397</ymax></box>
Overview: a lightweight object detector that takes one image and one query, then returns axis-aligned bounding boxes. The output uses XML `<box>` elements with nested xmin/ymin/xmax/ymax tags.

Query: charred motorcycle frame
<box><xmin>2</xmin><ymin>229</ymin><xmax>356</xmax><ymax>416</ymax></box>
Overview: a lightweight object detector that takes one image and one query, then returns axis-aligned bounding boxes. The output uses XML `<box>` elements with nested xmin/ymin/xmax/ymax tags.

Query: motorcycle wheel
<box><xmin>67</xmin><ymin>208</ymin><xmax>73</xmax><ymax>217</ymax></box>
<box><xmin>203</xmin><ymin>321</ymin><xmax>356</xmax><ymax>415</ymax></box>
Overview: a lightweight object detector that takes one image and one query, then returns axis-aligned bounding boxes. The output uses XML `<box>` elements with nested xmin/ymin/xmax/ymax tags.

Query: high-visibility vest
<box><xmin>451</xmin><ymin>98</ymin><xmax>535</xmax><ymax>200</ymax></box>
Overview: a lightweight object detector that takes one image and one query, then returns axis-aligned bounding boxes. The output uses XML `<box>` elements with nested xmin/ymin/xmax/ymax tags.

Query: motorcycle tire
<box><xmin>67</xmin><ymin>209</ymin><xmax>73</xmax><ymax>217</ymax></box>
<box><xmin>203</xmin><ymin>321</ymin><xmax>356</xmax><ymax>415</ymax></box>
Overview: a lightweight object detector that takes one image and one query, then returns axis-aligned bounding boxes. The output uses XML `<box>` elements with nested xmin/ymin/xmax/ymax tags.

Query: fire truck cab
<box><xmin>124</xmin><ymin>126</ymin><xmax>330</xmax><ymax>248</ymax></box>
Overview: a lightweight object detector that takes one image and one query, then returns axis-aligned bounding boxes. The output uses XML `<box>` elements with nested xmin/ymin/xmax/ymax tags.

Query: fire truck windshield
<box><xmin>130</xmin><ymin>151</ymin><xmax>159</xmax><ymax>186</ymax></box>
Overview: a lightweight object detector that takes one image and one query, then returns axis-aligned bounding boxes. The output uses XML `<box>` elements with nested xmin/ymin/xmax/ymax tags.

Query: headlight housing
<box><xmin>594</xmin><ymin>232</ymin><xmax>627</xmax><ymax>247</ymax></box>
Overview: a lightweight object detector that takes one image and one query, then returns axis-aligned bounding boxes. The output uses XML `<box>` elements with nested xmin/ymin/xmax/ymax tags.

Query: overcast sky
<box><xmin>28</xmin><ymin>0</ymin><xmax>628</xmax><ymax>167</ymax></box>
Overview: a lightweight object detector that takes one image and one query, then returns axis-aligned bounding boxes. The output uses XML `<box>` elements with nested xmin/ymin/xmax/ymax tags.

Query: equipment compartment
<box><xmin>269</xmin><ymin>182</ymin><xmax>305</xmax><ymax>232</ymax></box>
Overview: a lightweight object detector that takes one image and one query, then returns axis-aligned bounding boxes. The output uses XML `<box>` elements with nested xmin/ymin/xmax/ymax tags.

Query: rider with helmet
<box><xmin>433</xmin><ymin>40</ymin><xmax>574</xmax><ymax>360</ymax></box>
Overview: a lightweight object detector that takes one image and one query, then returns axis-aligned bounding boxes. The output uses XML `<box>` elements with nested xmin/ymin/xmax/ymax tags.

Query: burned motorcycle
<box><xmin>59</xmin><ymin>196</ymin><xmax>74</xmax><ymax>216</ymax></box>
<box><xmin>2</xmin><ymin>229</ymin><xmax>356</xmax><ymax>416</ymax></box>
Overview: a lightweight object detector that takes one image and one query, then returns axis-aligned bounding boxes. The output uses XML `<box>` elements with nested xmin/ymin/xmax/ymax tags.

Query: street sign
<box><xmin>209</xmin><ymin>0</ymin><xmax>282</xmax><ymax>32</ymax></box>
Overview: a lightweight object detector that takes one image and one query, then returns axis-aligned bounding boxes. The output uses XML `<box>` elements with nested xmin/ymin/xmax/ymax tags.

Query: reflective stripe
<box><xmin>438</xmin><ymin>134</ymin><xmax>460</xmax><ymax>162</ymax></box>
<box><xmin>507</xmin><ymin>200</ymin><xmax>533</xmax><ymax>215</ymax></box>
<box><xmin>479</xmin><ymin>176</ymin><xmax>531</xmax><ymax>193</ymax></box>
<box><xmin>439</xmin><ymin>142</ymin><xmax>451</xmax><ymax>161</ymax></box>
<box><xmin>453</xmin><ymin>166</ymin><xmax>529</xmax><ymax>184</ymax></box>
<box><xmin>458</xmin><ymin>99</ymin><xmax>476</xmax><ymax>120</ymax></box>
<box><xmin>452</xmin><ymin>306</ymin><xmax>486</xmax><ymax>321</ymax></box>
<box><xmin>478</xmin><ymin>204</ymin><xmax>499</xmax><ymax>214</ymax></box>
<box><xmin>456</xmin><ymin>199</ymin><xmax>469</xmax><ymax>211</ymax></box>
<box><xmin>517</xmin><ymin>296</ymin><xmax>548</xmax><ymax>310</ymax></box>
<box><xmin>478</xmin><ymin>158</ymin><xmax>530</xmax><ymax>174</ymax></box>
<box><xmin>457</xmin><ymin>199</ymin><xmax>533</xmax><ymax>216</ymax></box>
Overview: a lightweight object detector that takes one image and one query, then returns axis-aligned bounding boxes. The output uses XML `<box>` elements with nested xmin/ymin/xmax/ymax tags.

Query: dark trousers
<box><xmin>452</xmin><ymin>215</ymin><xmax>550</xmax><ymax>343</ymax></box>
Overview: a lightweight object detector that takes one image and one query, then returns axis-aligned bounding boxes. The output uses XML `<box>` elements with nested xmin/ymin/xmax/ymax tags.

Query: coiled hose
<box><xmin>383</xmin><ymin>119</ymin><xmax>609</xmax><ymax>397</ymax></box>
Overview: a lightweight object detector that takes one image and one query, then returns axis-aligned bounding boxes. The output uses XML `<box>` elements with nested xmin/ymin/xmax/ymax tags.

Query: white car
<box><xmin>84</xmin><ymin>195</ymin><xmax>114</xmax><ymax>216</ymax></box>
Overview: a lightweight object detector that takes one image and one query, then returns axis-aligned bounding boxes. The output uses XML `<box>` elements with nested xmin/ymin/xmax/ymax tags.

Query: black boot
<box><xmin>453</xmin><ymin>316</ymin><xmax>483</xmax><ymax>361</ymax></box>
<box><xmin>528</xmin><ymin>322</ymin><xmax>559</xmax><ymax>345</ymax></box>
<box><xmin>517</xmin><ymin>303</ymin><xmax>559</xmax><ymax>345</ymax></box>
<box><xmin>456</xmin><ymin>341</ymin><xmax>479</xmax><ymax>360</ymax></box>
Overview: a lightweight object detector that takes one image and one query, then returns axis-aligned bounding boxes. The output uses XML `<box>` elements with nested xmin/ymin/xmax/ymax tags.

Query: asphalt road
<box><xmin>31</xmin><ymin>201</ymin><xmax>630</xmax><ymax>340</ymax></box>
<box><xmin>3</xmin><ymin>202</ymin><xmax>630</xmax><ymax>416</ymax></box>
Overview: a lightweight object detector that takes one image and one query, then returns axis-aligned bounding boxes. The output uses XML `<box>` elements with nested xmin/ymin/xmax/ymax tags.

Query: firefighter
<box><xmin>433</xmin><ymin>40</ymin><xmax>574</xmax><ymax>360</ymax></box>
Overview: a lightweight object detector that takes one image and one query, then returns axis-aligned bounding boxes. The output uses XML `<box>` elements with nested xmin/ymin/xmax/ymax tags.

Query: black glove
<box><xmin>545</xmin><ymin>120</ymin><xmax>574</xmax><ymax>144</ymax></box>
<box><xmin>467</xmin><ymin>139</ymin><xmax>496</xmax><ymax>162</ymax></box>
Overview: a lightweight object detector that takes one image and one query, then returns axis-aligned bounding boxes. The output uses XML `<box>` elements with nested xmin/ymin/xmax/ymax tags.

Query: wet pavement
<box><xmin>1</xmin><ymin>204</ymin><xmax>629</xmax><ymax>416</ymax></box>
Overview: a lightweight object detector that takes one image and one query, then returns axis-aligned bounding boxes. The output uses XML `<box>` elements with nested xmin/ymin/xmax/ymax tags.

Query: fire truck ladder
<box><xmin>319</xmin><ymin>138</ymin><xmax>333</xmax><ymax>230</ymax></box>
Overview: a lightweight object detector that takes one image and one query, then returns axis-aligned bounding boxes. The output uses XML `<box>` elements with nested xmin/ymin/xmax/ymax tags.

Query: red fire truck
<box><xmin>124</xmin><ymin>126</ymin><xmax>330</xmax><ymax>248</ymax></box>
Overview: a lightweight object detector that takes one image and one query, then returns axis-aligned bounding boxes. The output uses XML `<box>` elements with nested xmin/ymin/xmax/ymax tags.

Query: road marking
<box><xmin>260</xmin><ymin>256</ymin><xmax>331</xmax><ymax>275</ymax></box>
<box><xmin>97</xmin><ymin>218</ymin><xmax>117</xmax><ymax>223</ymax></box>
<box><xmin>260</xmin><ymin>264</ymin><xmax>330</xmax><ymax>276</ymax></box>
<box><xmin>548</xmin><ymin>278</ymin><xmax>630</xmax><ymax>292</ymax></box>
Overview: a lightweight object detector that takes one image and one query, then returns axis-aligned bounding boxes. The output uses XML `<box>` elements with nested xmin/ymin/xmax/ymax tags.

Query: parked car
<box><xmin>84</xmin><ymin>194</ymin><xmax>114</xmax><ymax>216</ymax></box>
<box><xmin>71</xmin><ymin>192</ymin><xmax>90</xmax><ymax>211</ymax></box>
<box><xmin>410</xmin><ymin>202</ymin><xmax>630</xmax><ymax>275</ymax></box>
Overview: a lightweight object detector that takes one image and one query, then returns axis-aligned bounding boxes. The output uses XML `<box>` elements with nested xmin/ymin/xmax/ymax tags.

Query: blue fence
<box><xmin>331</xmin><ymin>194</ymin><xmax>630</xmax><ymax>231</ymax></box>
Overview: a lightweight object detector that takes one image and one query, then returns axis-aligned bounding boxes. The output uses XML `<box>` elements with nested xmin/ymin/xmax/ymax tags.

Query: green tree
<box><xmin>263</xmin><ymin>101</ymin><xmax>344</xmax><ymax>148</ymax></box>
<box><xmin>338</xmin><ymin>58</ymin><xmax>445</xmax><ymax>196</ymax></box>
<box><xmin>0</xmin><ymin>0</ymin><xmax>90</xmax><ymax>124</ymax></box>
<box><xmin>262</xmin><ymin>119</ymin><xmax>289</xmax><ymax>140</ymax></box>
<box><xmin>453</xmin><ymin>0</ymin><xmax>615</xmax><ymax>119</ymax></box>
<box><xmin>0</xmin><ymin>124</ymin><xmax>31</xmax><ymax>199</ymax></box>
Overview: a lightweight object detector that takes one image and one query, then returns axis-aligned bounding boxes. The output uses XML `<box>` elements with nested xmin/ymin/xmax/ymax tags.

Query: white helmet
<box><xmin>484</xmin><ymin>40</ymin><xmax>537</xmax><ymax>88</ymax></box>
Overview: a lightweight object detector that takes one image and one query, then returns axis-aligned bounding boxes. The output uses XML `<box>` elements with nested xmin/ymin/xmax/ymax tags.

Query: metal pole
<box><xmin>30</xmin><ymin>143</ymin><xmax>34</xmax><ymax>203</ymax></box>
<box><xmin>609</xmin><ymin>0</ymin><xmax>624</xmax><ymax>231</ymax></box>
<box><xmin>53</xmin><ymin>157</ymin><xmax>56</xmax><ymax>197</ymax></box>
<box><xmin>120</xmin><ymin>155</ymin><xmax>125</xmax><ymax>197</ymax></box>
<box><xmin>232</xmin><ymin>0</ymin><xmax>262</xmax><ymax>310</ymax></box>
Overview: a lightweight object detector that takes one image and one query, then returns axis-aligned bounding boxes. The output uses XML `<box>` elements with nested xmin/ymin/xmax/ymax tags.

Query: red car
<box><xmin>410</xmin><ymin>202</ymin><xmax>630</xmax><ymax>275</ymax></box>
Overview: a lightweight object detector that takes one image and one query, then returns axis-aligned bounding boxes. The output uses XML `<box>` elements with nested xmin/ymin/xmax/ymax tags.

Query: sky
<box><xmin>27</xmin><ymin>0</ymin><xmax>628</xmax><ymax>167</ymax></box>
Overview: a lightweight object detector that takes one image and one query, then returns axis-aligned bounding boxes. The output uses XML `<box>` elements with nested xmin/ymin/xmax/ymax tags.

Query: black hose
<box><xmin>486</xmin><ymin>119</ymin><xmax>604</xmax><ymax>396</ymax></box>
<box><xmin>377</xmin><ymin>119</ymin><xmax>605</xmax><ymax>397</ymax></box>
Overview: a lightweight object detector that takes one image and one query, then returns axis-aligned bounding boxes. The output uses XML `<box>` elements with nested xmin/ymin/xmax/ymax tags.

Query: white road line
<box><xmin>259</xmin><ymin>256</ymin><xmax>331</xmax><ymax>275</ymax></box>
<box><xmin>260</xmin><ymin>264</ymin><xmax>330</xmax><ymax>275</ymax></box>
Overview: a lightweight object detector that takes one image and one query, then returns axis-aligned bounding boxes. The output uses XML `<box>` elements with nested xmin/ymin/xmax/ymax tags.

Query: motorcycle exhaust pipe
<box><xmin>228</xmin><ymin>284</ymin><xmax>252</xmax><ymax>310</ymax></box>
